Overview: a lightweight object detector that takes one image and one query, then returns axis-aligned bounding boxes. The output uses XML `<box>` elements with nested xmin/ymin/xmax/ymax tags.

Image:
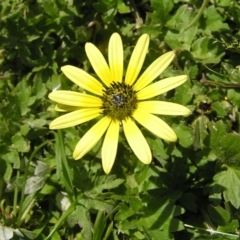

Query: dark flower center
<box><xmin>100</xmin><ymin>82</ymin><xmax>138</xmax><ymax>121</ymax></box>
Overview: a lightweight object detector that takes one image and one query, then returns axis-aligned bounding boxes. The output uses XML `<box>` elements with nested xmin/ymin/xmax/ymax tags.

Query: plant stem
<box><xmin>184</xmin><ymin>224</ymin><xmax>239</xmax><ymax>237</ymax></box>
<box><xmin>184</xmin><ymin>0</ymin><xmax>210</xmax><ymax>31</ymax></box>
<box><xmin>16</xmin><ymin>140</ymin><xmax>52</xmax><ymax>227</ymax></box>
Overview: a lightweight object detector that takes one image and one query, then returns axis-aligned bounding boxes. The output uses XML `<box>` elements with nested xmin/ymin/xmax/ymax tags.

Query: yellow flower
<box><xmin>49</xmin><ymin>33</ymin><xmax>191</xmax><ymax>174</ymax></box>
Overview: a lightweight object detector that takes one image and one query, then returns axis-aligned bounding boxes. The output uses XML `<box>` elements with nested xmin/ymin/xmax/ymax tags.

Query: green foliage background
<box><xmin>1</xmin><ymin>0</ymin><xmax>240</xmax><ymax>239</ymax></box>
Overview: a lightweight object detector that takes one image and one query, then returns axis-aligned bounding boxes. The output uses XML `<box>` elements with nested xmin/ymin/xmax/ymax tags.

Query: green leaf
<box><xmin>173</xmin><ymin>123</ymin><xmax>193</xmax><ymax>148</ymax></box>
<box><xmin>46</xmin><ymin>201</ymin><xmax>77</xmax><ymax>240</ymax></box>
<box><xmin>149</xmin><ymin>0</ymin><xmax>174</xmax><ymax>25</ymax></box>
<box><xmin>67</xmin><ymin>205</ymin><xmax>92</xmax><ymax>239</ymax></box>
<box><xmin>193</xmin><ymin>235</ymin><xmax>237</xmax><ymax>240</ymax></box>
<box><xmin>80</xmin><ymin>198</ymin><xmax>115</xmax><ymax>213</ymax></box>
<box><xmin>174</xmin><ymin>81</ymin><xmax>193</xmax><ymax>105</ymax></box>
<box><xmin>34</xmin><ymin>161</ymin><xmax>51</xmax><ymax>177</ymax></box>
<box><xmin>16</xmin><ymin>80</ymin><xmax>37</xmax><ymax>115</ymax></box>
<box><xmin>0</xmin><ymin>225</ymin><xmax>14</xmax><ymax>240</ymax></box>
<box><xmin>215</xmin><ymin>0</ymin><xmax>232</xmax><ymax>7</ymax></box>
<box><xmin>55</xmin><ymin>131</ymin><xmax>75</xmax><ymax>202</ymax></box>
<box><xmin>31</xmin><ymin>119</ymin><xmax>47</xmax><ymax>128</ymax></box>
<box><xmin>90</xmin><ymin>176</ymin><xmax>124</xmax><ymax>194</ymax></box>
<box><xmin>75</xmin><ymin>26</ymin><xmax>92</xmax><ymax>43</ymax></box>
<box><xmin>117</xmin><ymin>1</ymin><xmax>131</xmax><ymax>14</ymax></box>
<box><xmin>11</xmin><ymin>133</ymin><xmax>30</xmax><ymax>153</ymax></box>
<box><xmin>208</xmin><ymin>120</ymin><xmax>226</xmax><ymax>150</ymax></box>
<box><xmin>217</xmin><ymin>134</ymin><xmax>240</xmax><ymax>169</ymax></box>
<box><xmin>3</xmin><ymin>163</ymin><xmax>13</xmax><ymax>183</ymax></box>
<box><xmin>138</xmin><ymin>197</ymin><xmax>184</xmax><ymax>233</ymax></box>
<box><xmin>202</xmin><ymin>5</ymin><xmax>229</xmax><ymax>34</ymax></box>
<box><xmin>24</xmin><ymin>176</ymin><xmax>45</xmax><ymax>194</ymax></box>
<box><xmin>179</xmin><ymin>193</ymin><xmax>197</xmax><ymax>213</ymax></box>
<box><xmin>192</xmin><ymin>115</ymin><xmax>209</xmax><ymax>150</ymax></box>
<box><xmin>18</xmin><ymin>228</ymin><xmax>39</xmax><ymax>240</ymax></box>
<box><xmin>227</xmin><ymin>89</ymin><xmax>240</xmax><ymax>106</ymax></box>
<box><xmin>21</xmin><ymin>193</ymin><xmax>37</xmax><ymax>217</ymax></box>
<box><xmin>2</xmin><ymin>149</ymin><xmax>20</xmax><ymax>169</ymax></box>
<box><xmin>166</xmin><ymin>5</ymin><xmax>192</xmax><ymax>30</ymax></box>
<box><xmin>217</xmin><ymin>219</ymin><xmax>239</xmax><ymax>234</ymax></box>
<box><xmin>20</xmin><ymin>123</ymin><xmax>30</xmax><ymax>136</ymax></box>
<box><xmin>32</xmin><ymin>77</ymin><xmax>47</xmax><ymax>99</ymax></box>
<box><xmin>207</xmin><ymin>205</ymin><xmax>231</xmax><ymax>225</ymax></box>
<box><xmin>56</xmin><ymin>192</ymin><xmax>71</xmax><ymax>211</ymax></box>
<box><xmin>93</xmin><ymin>0</ymin><xmax>116</xmax><ymax>12</ymax></box>
<box><xmin>148</xmin><ymin>137</ymin><xmax>169</xmax><ymax>160</ymax></box>
<box><xmin>214</xmin><ymin>168</ymin><xmax>240</xmax><ymax>208</ymax></box>
<box><xmin>93</xmin><ymin>211</ymin><xmax>107</xmax><ymax>240</ymax></box>
<box><xmin>42</xmin><ymin>0</ymin><xmax>59</xmax><ymax>17</ymax></box>
<box><xmin>115</xmin><ymin>203</ymin><xmax>136</xmax><ymax>221</ymax></box>
<box><xmin>212</xmin><ymin>101</ymin><xmax>228</xmax><ymax>117</ymax></box>
<box><xmin>191</xmin><ymin>37</ymin><xmax>225</xmax><ymax>63</ymax></box>
<box><xmin>165</xmin><ymin>5</ymin><xmax>197</xmax><ymax>50</ymax></box>
<box><xmin>51</xmin><ymin>74</ymin><xmax>62</xmax><ymax>91</ymax></box>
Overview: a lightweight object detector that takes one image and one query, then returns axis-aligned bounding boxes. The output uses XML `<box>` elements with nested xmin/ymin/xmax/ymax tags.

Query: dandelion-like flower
<box><xmin>49</xmin><ymin>33</ymin><xmax>191</xmax><ymax>173</ymax></box>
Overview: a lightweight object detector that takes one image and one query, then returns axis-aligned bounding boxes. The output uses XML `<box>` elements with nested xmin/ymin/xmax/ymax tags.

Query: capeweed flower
<box><xmin>49</xmin><ymin>33</ymin><xmax>191</xmax><ymax>173</ymax></box>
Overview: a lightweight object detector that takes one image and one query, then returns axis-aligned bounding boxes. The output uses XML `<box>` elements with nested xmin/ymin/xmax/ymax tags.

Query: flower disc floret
<box><xmin>101</xmin><ymin>82</ymin><xmax>138</xmax><ymax>121</ymax></box>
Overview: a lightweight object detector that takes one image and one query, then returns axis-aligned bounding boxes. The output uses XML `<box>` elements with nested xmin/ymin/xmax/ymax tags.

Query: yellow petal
<box><xmin>55</xmin><ymin>104</ymin><xmax>81</xmax><ymax>112</ymax></box>
<box><xmin>102</xmin><ymin>121</ymin><xmax>119</xmax><ymax>174</ymax></box>
<box><xmin>134</xmin><ymin>51</ymin><xmax>175</xmax><ymax>91</ymax></box>
<box><xmin>133</xmin><ymin>109</ymin><xmax>177</xmax><ymax>142</ymax></box>
<box><xmin>125</xmin><ymin>34</ymin><xmax>149</xmax><ymax>86</ymax></box>
<box><xmin>49</xmin><ymin>109</ymin><xmax>101</xmax><ymax>129</ymax></box>
<box><xmin>73</xmin><ymin>117</ymin><xmax>111</xmax><ymax>159</ymax></box>
<box><xmin>61</xmin><ymin>65</ymin><xmax>103</xmax><ymax>95</ymax></box>
<box><xmin>108</xmin><ymin>33</ymin><xmax>123</xmax><ymax>82</ymax></box>
<box><xmin>85</xmin><ymin>42</ymin><xmax>112</xmax><ymax>86</ymax></box>
<box><xmin>137</xmin><ymin>75</ymin><xmax>188</xmax><ymax>100</ymax></box>
<box><xmin>138</xmin><ymin>101</ymin><xmax>191</xmax><ymax>116</ymax></box>
<box><xmin>49</xmin><ymin>90</ymin><xmax>102</xmax><ymax>107</ymax></box>
<box><xmin>122</xmin><ymin>118</ymin><xmax>151</xmax><ymax>164</ymax></box>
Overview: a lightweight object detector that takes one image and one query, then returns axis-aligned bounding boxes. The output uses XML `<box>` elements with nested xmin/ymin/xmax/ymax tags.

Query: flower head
<box><xmin>49</xmin><ymin>33</ymin><xmax>191</xmax><ymax>174</ymax></box>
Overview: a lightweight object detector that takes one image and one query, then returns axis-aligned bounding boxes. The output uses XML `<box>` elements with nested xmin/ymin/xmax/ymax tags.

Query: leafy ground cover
<box><xmin>0</xmin><ymin>0</ymin><xmax>240</xmax><ymax>239</ymax></box>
